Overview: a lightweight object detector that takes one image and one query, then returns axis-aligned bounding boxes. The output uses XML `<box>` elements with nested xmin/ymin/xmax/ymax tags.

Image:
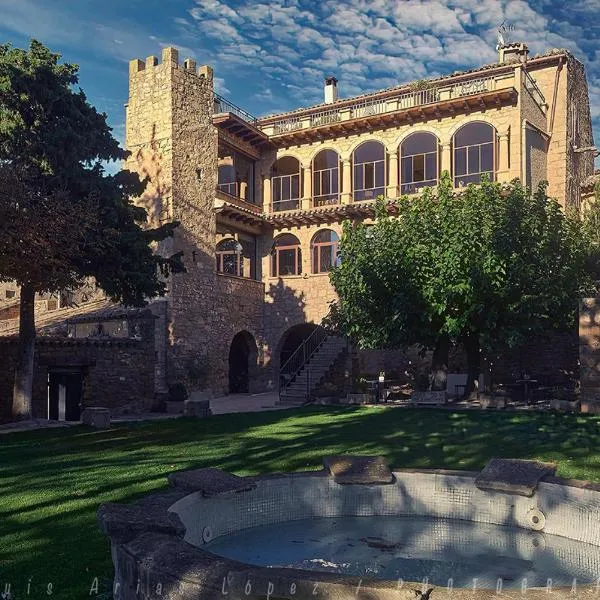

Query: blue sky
<box><xmin>1</xmin><ymin>0</ymin><xmax>599</xmax><ymax>167</ymax></box>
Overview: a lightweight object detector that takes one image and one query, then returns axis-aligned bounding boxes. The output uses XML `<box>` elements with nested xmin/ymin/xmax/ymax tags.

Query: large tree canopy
<box><xmin>0</xmin><ymin>40</ymin><xmax>183</xmax><ymax>419</ymax></box>
<box><xmin>330</xmin><ymin>173</ymin><xmax>594</xmax><ymax>395</ymax></box>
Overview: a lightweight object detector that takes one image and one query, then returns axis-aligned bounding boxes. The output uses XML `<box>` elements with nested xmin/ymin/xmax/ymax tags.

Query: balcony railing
<box><xmin>260</xmin><ymin>72</ymin><xmax>517</xmax><ymax>136</ymax></box>
<box><xmin>213</xmin><ymin>93</ymin><xmax>258</xmax><ymax>124</ymax></box>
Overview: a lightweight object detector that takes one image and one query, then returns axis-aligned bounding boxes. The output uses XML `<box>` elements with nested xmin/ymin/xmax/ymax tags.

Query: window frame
<box><xmin>271</xmin><ymin>234</ymin><xmax>302</xmax><ymax>277</ymax></box>
<box><xmin>312</xmin><ymin>150</ymin><xmax>340</xmax><ymax>207</ymax></box>
<box><xmin>311</xmin><ymin>230</ymin><xmax>340</xmax><ymax>274</ymax></box>
<box><xmin>400</xmin><ymin>132</ymin><xmax>440</xmax><ymax>195</ymax></box>
<box><xmin>272</xmin><ymin>157</ymin><xmax>301</xmax><ymax>212</ymax></box>
<box><xmin>352</xmin><ymin>141</ymin><xmax>386</xmax><ymax>201</ymax></box>
<box><xmin>452</xmin><ymin>122</ymin><xmax>497</xmax><ymax>187</ymax></box>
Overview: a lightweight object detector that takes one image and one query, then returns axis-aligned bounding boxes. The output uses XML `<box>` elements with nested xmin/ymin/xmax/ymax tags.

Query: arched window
<box><xmin>352</xmin><ymin>141</ymin><xmax>385</xmax><ymax>201</ymax></box>
<box><xmin>453</xmin><ymin>122</ymin><xmax>496</xmax><ymax>186</ymax></box>
<box><xmin>400</xmin><ymin>132</ymin><xmax>439</xmax><ymax>194</ymax></box>
<box><xmin>271</xmin><ymin>233</ymin><xmax>302</xmax><ymax>276</ymax></box>
<box><xmin>216</xmin><ymin>238</ymin><xmax>243</xmax><ymax>276</ymax></box>
<box><xmin>312</xmin><ymin>150</ymin><xmax>340</xmax><ymax>207</ymax></box>
<box><xmin>311</xmin><ymin>229</ymin><xmax>340</xmax><ymax>274</ymax></box>
<box><xmin>272</xmin><ymin>157</ymin><xmax>301</xmax><ymax>212</ymax></box>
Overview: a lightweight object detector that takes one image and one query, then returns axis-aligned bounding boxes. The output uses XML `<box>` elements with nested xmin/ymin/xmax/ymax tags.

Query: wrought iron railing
<box><xmin>279</xmin><ymin>326</ymin><xmax>328</xmax><ymax>400</ymax></box>
<box><xmin>213</xmin><ymin>93</ymin><xmax>258</xmax><ymax>124</ymax></box>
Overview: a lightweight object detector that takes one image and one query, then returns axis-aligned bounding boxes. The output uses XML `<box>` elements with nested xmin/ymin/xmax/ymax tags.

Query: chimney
<box><xmin>324</xmin><ymin>76</ymin><xmax>338</xmax><ymax>104</ymax></box>
<box><xmin>498</xmin><ymin>42</ymin><xmax>529</xmax><ymax>64</ymax></box>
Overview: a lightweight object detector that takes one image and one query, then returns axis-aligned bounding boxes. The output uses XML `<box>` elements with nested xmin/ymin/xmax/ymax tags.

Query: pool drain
<box><xmin>527</xmin><ymin>508</ymin><xmax>546</xmax><ymax>531</ymax></box>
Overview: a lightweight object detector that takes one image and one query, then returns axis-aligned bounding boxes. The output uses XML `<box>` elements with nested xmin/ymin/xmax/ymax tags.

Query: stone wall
<box><xmin>565</xmin><ymin>58</ymin><xmax>595</xmax><ymax>210</ymax></box>
<box><xmin>0</xmin><ymin>316</ymin><xmax>155</xmax><ymax>421</ymax></box>
<box><xmin>213</xmin><ymin>274</ymin><xmax>265</xmax><ymax>394</ymax></box>
<box><xmin>579</xmin><ymin>298</ymin><xmax>600</xmax><ymax>412</ymax></box>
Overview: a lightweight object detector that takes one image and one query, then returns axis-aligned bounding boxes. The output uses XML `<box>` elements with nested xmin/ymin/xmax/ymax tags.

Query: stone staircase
<box><xmin>279</xmin><ymin>335</ymin><xmax>348</xmax><ymax>405</ymax></box>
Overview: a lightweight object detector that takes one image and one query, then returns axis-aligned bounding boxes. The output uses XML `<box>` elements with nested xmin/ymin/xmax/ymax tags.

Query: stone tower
<box><xmin>126</xmin><ymin>47</ymin><xmax>218</xmax><ymax>395</ymax></box>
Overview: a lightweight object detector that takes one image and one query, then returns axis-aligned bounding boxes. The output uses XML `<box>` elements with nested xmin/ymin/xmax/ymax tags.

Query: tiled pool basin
<box><xmin>98</xmin><ymin>457</ymin><xmax>600</xmax><ymax>600</ymax></box>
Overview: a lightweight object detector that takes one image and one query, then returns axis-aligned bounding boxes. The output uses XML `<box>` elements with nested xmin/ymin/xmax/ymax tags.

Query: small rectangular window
<box><xmin>5</xmin><ymin>290</ymin><xmax>15</xmax><ymax>299</ymax></box>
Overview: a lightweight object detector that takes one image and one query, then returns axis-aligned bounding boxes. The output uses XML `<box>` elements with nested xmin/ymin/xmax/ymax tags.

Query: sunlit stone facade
<box><xmin>121</xmin><ymin>42</ymin><xmax>596</xmax><ymax>398</ymax></box>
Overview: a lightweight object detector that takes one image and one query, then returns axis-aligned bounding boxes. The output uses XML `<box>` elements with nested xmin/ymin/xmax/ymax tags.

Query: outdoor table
<box><xmin>516</xmin><ymin>379</ymin><xmax>538</xmax><ymax>405</ymax></box>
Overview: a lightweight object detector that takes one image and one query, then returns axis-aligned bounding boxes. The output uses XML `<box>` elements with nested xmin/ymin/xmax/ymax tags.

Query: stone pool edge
<box><xmin>98</xmin><ymin>459</ymin><xmax>600</xmax><ymax>600</ymax></box>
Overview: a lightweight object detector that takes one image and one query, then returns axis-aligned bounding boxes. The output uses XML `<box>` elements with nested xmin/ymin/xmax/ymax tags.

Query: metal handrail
<box><xmin>279</xmin><ymin>326</ymin><xmax>328</xmax><ymax>397</ymax></box>
<box><xmin>213</xmin><ymin>93</ymin><xmax>258</xmax><ymax>124</ymax></box>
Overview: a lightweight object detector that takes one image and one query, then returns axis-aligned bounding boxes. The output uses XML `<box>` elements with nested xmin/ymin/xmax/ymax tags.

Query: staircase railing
<box><xmin>279</xmin><ymin>327</ymin><xmax>328</xmax><ymax>401</ymax></box>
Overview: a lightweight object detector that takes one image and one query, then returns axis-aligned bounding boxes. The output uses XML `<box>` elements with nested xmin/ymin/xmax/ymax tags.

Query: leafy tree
<box><xmin>0</xmin><ymin>40</ymin><xmax>183</xmax><ymax>419</ymax></box>
<box><xmin>330</xmin><ymin>173</ymin><xmax>591</xmax><ymax>397</ymax></box>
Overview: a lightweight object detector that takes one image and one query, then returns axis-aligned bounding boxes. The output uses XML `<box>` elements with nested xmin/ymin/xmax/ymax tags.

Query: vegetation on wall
<box><xmin>0</xmin><ymin>40</ymin><xmax>184</xmax><ymax>419</ymax></box>
<box><xmin>330</xmin><ymin>173</ymin><xmax>596</xmax><ymax>397</ymax></box>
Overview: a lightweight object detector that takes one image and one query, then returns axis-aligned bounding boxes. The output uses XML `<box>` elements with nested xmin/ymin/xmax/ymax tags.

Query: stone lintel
<box><xmin>475</xmin><ymin>458</ymin><xmax>556</xmax><ymax>497</ymax></box>
<box><xmin>168</xmin><ymin>467</ymin><xmax>256</xmax><ymax>496</ymax></box>
<box><xmin>323</xmin><ymin>455</ymin><xmax>395</xmax><ymax>485</ymax></box>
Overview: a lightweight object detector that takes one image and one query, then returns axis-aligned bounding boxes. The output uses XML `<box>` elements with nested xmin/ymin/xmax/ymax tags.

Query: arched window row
<box><xmin>270</xmin><ymin>230</ymin><xmax>340</xmax><ymax>277</ymax></box>
<box><xmin>269</xmin><ymin>123</ymin><xmax>499</xmax><ymax>212</ymax></box>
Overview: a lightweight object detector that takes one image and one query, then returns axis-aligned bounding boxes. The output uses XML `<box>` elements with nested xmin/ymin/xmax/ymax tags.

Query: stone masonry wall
<box><xmin>213</xmin><ymin>275</ymin><xmax>265</xmax><ymax>394</ymax></box>
<box><xmin>529</xmin><ymin>56</ymin><xmax>569</xmax><ymax>207</ymax></box>
<box><xmin>0</xmin><ymin>318</ymin><xmax>155</xmax><ymax>421</ymax></box>
<box><xmin>565</xmin><ymin>58</ymin><xmax>595</xmax><ymax>210</ymax></box>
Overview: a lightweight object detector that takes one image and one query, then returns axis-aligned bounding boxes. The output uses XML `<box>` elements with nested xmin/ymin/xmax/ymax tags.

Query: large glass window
<box><xmin>400</xmin><ymin>132</ymin><xmax>439</xmax><ymax>194</ymax></box>
<box><xmin>311</xmin><ymin>229</ymin><xmax>340</xmax><ymax>273</ymax></box>
<box><xmin>352</xmin><ymin>141</ymin><xmax>385</xmax><ymax>201</ymax></box>
<box><xmin>312</xmin><ymin>150</ymin><xmax>340</xmax><ymax>207</ymax></box>
<box><xmin>453</xmin><ymin>122</ymin><xmax>496</xmax><ymax>186</ymax></box>
<box><xmin>217</xmin><ymin>146</ymin><xmax>255</xmax><ymax>203</ymax></box>
<box><xmin>272</xmin><ymin>157</ymin><xmax>301</xmax><ymax>212</ymax></box>
<box><xmin>271</xmin><ymin>233</ymin><xmax>302</xmax><ymax>276</ymax></box>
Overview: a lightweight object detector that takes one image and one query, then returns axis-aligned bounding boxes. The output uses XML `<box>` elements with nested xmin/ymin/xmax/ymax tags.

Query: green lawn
<box><xmin>1</xmin><ymin>406</ymin><xmax>600</xmax><ymax>599</ymax></box>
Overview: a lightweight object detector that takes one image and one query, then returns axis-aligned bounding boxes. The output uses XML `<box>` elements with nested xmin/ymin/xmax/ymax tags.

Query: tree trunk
<box><xmin>430</xmin><ymin>334</ymin><xmax>450</xmax><ymax>391</ymax></box>
<box><xmin>463</xmin><ymin>331</ymin><xmax>481</xmax><ymax>400</ymax></box>
<box><xmin>12</xmin><ymin>284</ymin><xmax>36</xmax><ymax>420</ymax></box>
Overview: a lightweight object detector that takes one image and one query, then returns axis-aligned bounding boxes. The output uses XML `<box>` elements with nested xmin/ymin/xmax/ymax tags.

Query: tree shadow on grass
<box><xmin>1</xmin><ymin>407</ymin><xmax>600</xmax><ymax>599</ymax></box>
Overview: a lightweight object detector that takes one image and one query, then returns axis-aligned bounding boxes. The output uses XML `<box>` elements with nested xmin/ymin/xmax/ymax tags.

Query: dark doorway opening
<box><xmin>279</xmin><ymin>323</ymin><xmax>320</xmax><ymax>368</ymax></box>
<box><xmin>48</xmin><ymin>370</ymin><xmax>83</xmax><ymax>421</ymax></box>
<box><xmin>228</xmin><ymin>331</ymin><xmax>257</xmax><ymax>393</ymax></box>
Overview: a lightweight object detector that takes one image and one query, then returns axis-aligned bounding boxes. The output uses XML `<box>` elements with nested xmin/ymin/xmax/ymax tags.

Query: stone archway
<box><xmin>228</xmin><ymin>331</ymin><xmax>258</xmax><ymax>394</ymax></box>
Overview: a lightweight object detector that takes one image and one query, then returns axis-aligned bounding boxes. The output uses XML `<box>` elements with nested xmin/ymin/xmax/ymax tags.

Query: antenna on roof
<box><xmin>496</xmin><ymin>20</ymin><xmax>515</xmax><ymax>49</ymax></box>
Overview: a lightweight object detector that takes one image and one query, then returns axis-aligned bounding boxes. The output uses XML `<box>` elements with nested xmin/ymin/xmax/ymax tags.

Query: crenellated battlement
<box><xmin>128</xmin><ymin>47</ymin><xmax>213</xmax><ymax>81</ymax></box>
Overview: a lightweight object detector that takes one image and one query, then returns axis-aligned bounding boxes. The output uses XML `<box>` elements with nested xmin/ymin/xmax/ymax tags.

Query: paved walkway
<box><xmin>208</xmin><ymin>391</ymin><xmax>284</xmax><ymax>415</ymax></box>
<box><xmin>0</xmin><ymin>392</ymin><xmax>286</xmax><ymax>435</ymax></box>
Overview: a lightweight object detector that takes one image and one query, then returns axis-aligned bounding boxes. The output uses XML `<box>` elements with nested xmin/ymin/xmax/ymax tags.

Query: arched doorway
<box><xmin>279</xmin><ymin>323</ymin><xmax>322</xmax><ymax>369</ymax></box>
<box><xmin>228</xmin><ymin>331</ymin><xmax>257</xmax><ymax>393</ymax></box>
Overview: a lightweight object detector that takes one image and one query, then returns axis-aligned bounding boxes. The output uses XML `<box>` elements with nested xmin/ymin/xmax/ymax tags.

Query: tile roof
<box><xmin>256</xmin><ymin>48</ymin><xmax>571</xmax><ymax>123</ymax></box>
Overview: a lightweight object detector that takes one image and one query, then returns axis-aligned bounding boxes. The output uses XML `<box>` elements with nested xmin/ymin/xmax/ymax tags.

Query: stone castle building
<box><xmin>1</xmin><ymin>41</ymin><xmax>597</xmax><ymax>419</ymax></box>
<box><xmin>123</xmin><ymin>42</ymin><xmax>595</xmax><ymax>402</ymax></box>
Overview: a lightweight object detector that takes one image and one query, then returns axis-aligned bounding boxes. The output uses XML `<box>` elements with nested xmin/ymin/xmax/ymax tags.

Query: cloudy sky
<box><xmin>1</xmin><ymin>0</ymin><xmax>599</xmax><ymax>166</ymax></box>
